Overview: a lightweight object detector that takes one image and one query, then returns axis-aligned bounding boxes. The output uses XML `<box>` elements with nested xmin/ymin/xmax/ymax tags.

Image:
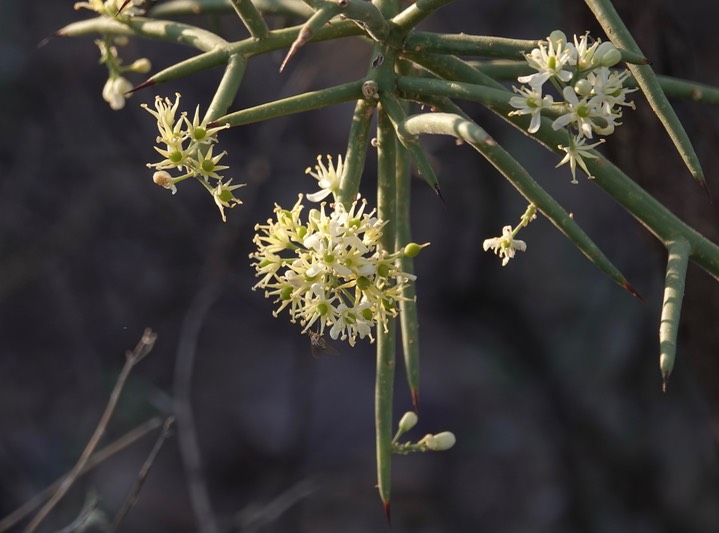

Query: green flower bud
<box><xmin>403</xmin><ymin>242</ymin><xmax>430</xmax><ymax>257</ymax></box>
<box><xmin>594</xmin><ymin>42</ymin><xmax>621</xmax><ymax>67</ymax></box>
<box><xmin>574</xmin><ymin>79</ymin><xmax>592</xmax><ymax>97</ymax></box>
<box><xmin>357</xmin><ymin>276</ymin><xmax>371</xmax><ymax>290</ymax></box>
<box><xmin>280</xmin><ymin>286</ymin><xmax>293</xmax><ymax>300</ymax></box>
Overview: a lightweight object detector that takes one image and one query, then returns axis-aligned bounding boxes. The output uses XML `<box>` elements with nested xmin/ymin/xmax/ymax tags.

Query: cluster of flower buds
<box><xmin>94</xmin><ymin>38</ymin><xmax>151</xmax><ymax>111</ymax></box>
<box><xmin>143</xmin><ymin>93</ymin><xmax>244</xmax><ymax>221</ymax></box>
<box><xmin>392</xmin><ymin>411</ymin><xmax>456</xmax><ymax>454</ymax></box>
<box><xmin>250</xmin><ymin>186</ymin><xmax>423</xmax><ymax>346</ymax></box>
<box><xmin>509</xmin><ymin>30</ymin><xmax>636</xmax><ymax>183</ymax></box>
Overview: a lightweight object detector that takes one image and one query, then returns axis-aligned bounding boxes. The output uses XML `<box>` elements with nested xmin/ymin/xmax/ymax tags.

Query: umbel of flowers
<box><xmin>143</xmin><ymin>93</ymin><xmax>244</xmax><ymax>221</ymax></box>
<box><xmin>509</xmin><ymin>30</ymin><xmax>636</xmax><ymax>183</ymax></box>
<box><xmin>250</xmin><ymin>190</ymin><xmax>418</xmax><ymax>347</ymax></box>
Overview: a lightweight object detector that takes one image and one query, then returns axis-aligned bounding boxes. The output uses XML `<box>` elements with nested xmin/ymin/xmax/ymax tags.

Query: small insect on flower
<box><xmin>308</xmin><ymin>330</ymin><xmax>340</xmax><ymax>358</ymax></box>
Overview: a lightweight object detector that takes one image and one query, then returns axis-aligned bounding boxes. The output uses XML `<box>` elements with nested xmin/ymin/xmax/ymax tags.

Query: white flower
<box><xmin>508</xmin><ymin>85</ymin><xmax>554</xmax><ymax>134</ymax></box>
<box><xmin>586</xmin><ymin>68</ymin><xmax>636</xmax><ymax>111</ymax></box>
<box><xmin>517</xmin><ymin>36</ymin><xmax>574</xmax><ymax>89</ymax></box>
<box><xmin>101</xmin><ymin>76</ymin><xmax>133</xmax><ymax>110</ymax></box>
<box><xmin>556</xmin><ymin>136</ymin><xmax>605</xmax><ymax>183</ymax></box>
<box><xmin>483</xmin><ymin>226</ymin><xmax>527</xmax><ymax>266</ymax></box>
<box><xmin>212</xmin><ymin>180</ymin><xmax>245</xmax><ymax>222</ymax></box>
<box><xmin>306</xmin><ymin>155</ymin><xmax>343</xmax><ymax>203</ymax></box>
<box><xmin>551</xmin><ymin>86</ymin><xmax>606</xmax><ymax>139</ymax></box>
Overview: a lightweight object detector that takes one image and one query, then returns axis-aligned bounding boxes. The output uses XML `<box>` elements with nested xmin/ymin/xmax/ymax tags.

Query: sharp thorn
<box><xmin>700</xmin><ymin>178</ymin><xmax>712</xmax><ymax>203</ymax></box>
<box><xmin>127</xmin><ymin>79</ymin><xmax>156</xmax><ymax>94</ymax></box>
<box><xmin>383</xmin><ymin>500</ymin><xmax>391</xmax><ymax>527</ymax></box>
<box><xmin>434</xmin><ymin>184</ymin><xmax>446</xmax><ymax>207</ymax></box>
<box><xmin>624</xmin><ymin>281</ymin><xmax>643</xmax><ymax>302</ymax></box>
<box><xmin>117</xmin><ymin>0</ymin><xmax>133</xmax><ymax>16</ymax></box>
<box><xmin>411</xmin><ymin>388</ymin><xmax>420</xmax><ymax>414</ymax></box>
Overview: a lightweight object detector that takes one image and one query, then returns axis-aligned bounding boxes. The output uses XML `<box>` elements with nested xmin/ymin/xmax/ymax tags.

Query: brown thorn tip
<box><xmin>384</xmin><ymin>501</ymin><xmax>391</xmax><ymax>527</ymax></box>
<box><xmin>624</xmin><ymin>282</ymin><xmax>643</xmax><ymax>302</ymax></box>
<box><xmin>128</xmin><ymin>79</ymin><xmax>156</xmax><ymax>94</ymax></box>
<box><xmin>662</xmin><ymin>373</ymin><xmax>669</xmax><ymax>393</ymax></box>
<box><xmin>700</xmin><ymin>178</ymin><xmax>712</xmax><ymax>203</ymax></box>
<box><xmin>434</xmin><ymin>184</ymin><xmax>446</xmax><ymax>207</ymax></box>
<box><xmin>411</xmin><ymin>388</ymin><xmax>420</xmax><ymax>414</ymax></box>
<box><xmin>643</xmin><ymin>57</ymin><xmax>652</xmax><ymax>65</ymax></box>
<box><xmin>117</xmin><ymin>0</ymin><xmax>132</xmax><ymax>16</ymax></box>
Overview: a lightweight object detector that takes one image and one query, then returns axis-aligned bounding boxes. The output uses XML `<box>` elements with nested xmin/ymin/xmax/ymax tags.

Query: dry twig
<box><xmin>22</xmin><ymin>329</ymin><xmax>157</xmax><ymax>533</ymax></box>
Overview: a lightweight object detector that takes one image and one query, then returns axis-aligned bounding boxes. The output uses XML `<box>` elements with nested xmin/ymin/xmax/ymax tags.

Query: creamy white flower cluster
<box><xmin>509</xmin><ymin>30</ymin><xmax>636</xmax><ymax>183</ymax></box>
<box><xmin>250</xmin><ymin>195</ymin><xmax>416</xmax><ymax>346</ymax></box>
<box><xmin>95</xmin><ymin>38</ymin><xmax>150</xmax><ymax>111</ymax></box>
<box><xmin>142</xmin><ymin>93</ymin><xmax>244</xmax><ymax>222</ymax></box>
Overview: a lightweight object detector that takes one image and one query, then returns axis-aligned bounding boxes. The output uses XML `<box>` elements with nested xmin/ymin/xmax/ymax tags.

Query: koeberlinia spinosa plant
<box><xmin>509</xmin><ymin>30</ymin><xmax>636</xmax><ymax>184</ymax></box>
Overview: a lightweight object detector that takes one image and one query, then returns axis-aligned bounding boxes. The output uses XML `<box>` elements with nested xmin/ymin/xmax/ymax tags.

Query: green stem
<box><xmin>58</xmin><ymin>16</ymin><xmax>227</xmax><ymax>51</ymax></box>
<box><xmin>584</xmin><ymin>0</ymin><xmax>704</xmax><ymax>185</ymax></box>
<box><xmin>395</xmin><ymin>136</ymin><xmax>420</xmax><ymax>412</ymax></box>
<box><xmin>380</xmin><ymin>92</ymin><xmax>443</xmax><ymax>199</ymax></box>
<box><xmin>204</xmin><ymin>53</ymin><xmax>246</xmax><ymax>122</ymax></box>
<box><xmin>375</xmin><ymin>107</ymin><xmax>397</xmax><ymax>516</ymax></box>
<box><xmin>149</xmin><ymin>0</ymin><xmax>314</xmax><ymax>18</ymax></box>
<box><xmin>659</xmin><ymin>238</ymin><xmax>690</xmax><ymax>392</ymax></box>
<box><xmin>338</xmin><ymin>98</ymin><xmax>376</xmax><ymax>208</ymax></box>
<box><xmin>392</xmin><ymin>0</ymin><xmax>455</xmax><ymax>32</ymax></box>
<box><xmin>402</xmin><ymin>50</ymin><xmax>507</xmax><ymax>91</ymax></box>
<box><xmin>211</xmin><ymin>80</ymin><xmax>363</xmax><ymax>127</ymax></box>
<box><xmin>339</xmin><ymin>0</ymin><xmax>389</xmax><ymax>42</ymax></box>
<box><xmin>230</xmin><ymin>0</ymin><xmax>271</xmax><ymax>39</ymax></box>
<box><xmin>404</xmin><ymin>32</ymin><xmax>538</xmax><ymax>60</ymax></box>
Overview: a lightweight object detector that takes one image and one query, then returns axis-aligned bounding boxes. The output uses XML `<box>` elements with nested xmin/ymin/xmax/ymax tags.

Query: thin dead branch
<box><xmin>22</xmin><ymin>329</ymin><xmax>157</xmax><ymax>533</ymax></box>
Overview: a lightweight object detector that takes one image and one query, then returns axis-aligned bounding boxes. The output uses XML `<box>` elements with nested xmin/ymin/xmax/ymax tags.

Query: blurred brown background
<box><xmin>2</xmin><ymin>1</ymin><xmax>719</xmax><ymax>531</ymax></box>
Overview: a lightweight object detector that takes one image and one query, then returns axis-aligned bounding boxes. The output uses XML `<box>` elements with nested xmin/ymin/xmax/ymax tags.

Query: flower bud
<box><xmin>102</xmin><ymin>76</ymin><xmax>133</xmax><ymax>110</ymax></box>
<box><xmin>403</xmin><ymin>242</ymin><xmax>430</xmax><ymax>257</ymax></box>
<box><xmin>548</xmin><ymin>30</ymin><xmax>567</xmax><ymax>48</ymax></box>
<box><xmin>127</xmin><ymin>58</ymin><xmax>152</xmax><ymax>74</ymax></box>
<box><xmin>398</xmin><ymin>411</ymin><xmax>418</xmax><ymax>434</ymax></box>
<box><xmin>574</xmin><ymin>79</ymin><xmax>592</xmax><ymax>97</ymax></box>
<box><xmin>424</xmin><ymin>431</ymin><xmax>456</xmax><ymax>451</ymax></box>
<box><xmin>594</xmin><ymin>42</ymin><xmax>621</xmax><ymax>67</ymax></box>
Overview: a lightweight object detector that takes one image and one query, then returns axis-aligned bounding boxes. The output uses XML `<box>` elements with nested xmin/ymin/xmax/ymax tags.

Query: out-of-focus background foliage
<box><xmin>2</xmin><ymin>1</ymin><xmax>719</xmax><ymax>531</ymax></box>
